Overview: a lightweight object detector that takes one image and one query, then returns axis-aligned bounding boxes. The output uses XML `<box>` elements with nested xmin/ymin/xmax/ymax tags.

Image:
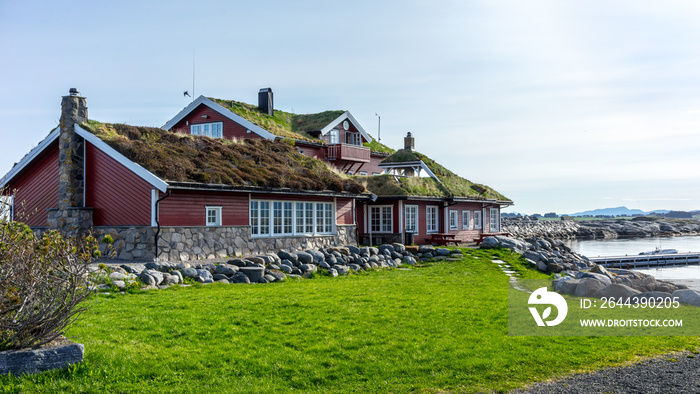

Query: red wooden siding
<box><xmin>7</xmin><ymin>143</ymin><xmax>59</xmax><ymax>227</ymax></box>
<box><xmin>336</xmin><ymin>198</ymin><xmax>353</xmax><ymax>225</ymax></box>
<box><xmin>295</xmin><ymin>142</ymin><xmax>326</xmax><ymax>160</ymax></box>
<box><xmin>170</xmin><ymin>104</ymin><xmax>262</xmax><ymax>141</ymax></box>
<box><xmin>158</xmin><ymin>190</ymin><xmax>249</xmax><ymax>226</ymax></box>
<box><xmin>85</xmin><ymin>143</ymin><xmax>152</xmax><ymax>226</ymax></box>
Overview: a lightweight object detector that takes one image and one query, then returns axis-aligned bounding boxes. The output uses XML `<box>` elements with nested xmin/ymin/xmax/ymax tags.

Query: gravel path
<box><xmin>511</xmin><ymin>351</ymin><xmax>700</xmax><ymax>393</ymax></box>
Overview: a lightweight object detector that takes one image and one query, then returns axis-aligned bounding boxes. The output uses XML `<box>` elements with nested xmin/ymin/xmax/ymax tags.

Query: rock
<box><xmin>227</xmin><ymin>259</ymin><xmax>249</xmax><ymax>268</ymax></box>
<box><xmin>402</xmin><ymin>256</ymin><xmax>417</xmax><ymax>266</ymax></box>
<box><xmin>305</xmin><ymin>249</ymin><xmax>325</xmax><ymax>263</ymax></box>
<box><xmin>536</xmin><ymin>260</ymin><xmax>548</xmax><ymax>272</ymax></box>
<box><xmin>280</xmin><ymin>265</ymin><xmax>293</xmax><ymax>274</ymax></box>
<box><xmin>108</xmin><ymin>272</ymin><xmax>128</xmax><ymax>281</ymax></box>
<box><xmin>334</xmin><ymin>265</ymin><xmax>350</xmax><ymax>275</ymax></box>
<box><xmin>263</xmin><ymin>274</ymin><xmax>276</xmax><ymax>283</ymax></box>
<box><xmin>329</xmin><ymin>247</ymin><xmax>350</xmax><ymax>255</ymax></box>
<box><xmin>327</xmin><ymin>268</ymin><xmax>338</xmax><ymax>277</ymax></box>
<box><xmin>392</xmin><ymin>243</ymin><xmax>406</xmax><ymax>253</ymax></box>
<box><xmin>319</xmin><ymin>261</ymin><xmax>331</xmax><ymax>269</ymax></box>
<box><xmin>579</xmin><ymin>272</ymin><xmax>612</xmax><ymax>287</ymax></box>
<box><xmin>637</xmin><ymin>291</ymin><xmax>674</xmax><ymax>301</ymax></box>
<box><xmin>170</xmin><ymin>270</ymin><xmax>183</xmax><ymax>284</ymax></box>
<box><xmin>215</xmin><ymin>279</ymin><xmax>230</xmax><ymax>284</ymax></box>
<box><xmin>479</xmin><ymin>237</ymin><xmax>499</xmax><ymax>248</ymax></box>
<box><xmin>238</xmin><ymin>266</ymin><xmax>265</xmax><ymax>282</ymax></box>
<box><xmin>348</xmin><ymin>264</ymin><xmax>361</xmax><ymax>272</ymax></box>
<box><xmin>213</xmin><ymin>274</ymin><xmax>229</xmax><ymax>281</ymax></box>
<box><xmin>111</xmin><ymin>280</ymin><xmax>126</xmax><ymax>290</ymax></box>
<box><xmin>294</xmin><ymin>251</ymin><xmax>313</xmax><ymax>264</ymax></box>
<box><xmin>180</xmin><ymin>267</ymin><xmax>198</xmax><ymax>278</ymax></box>
<box><xmin>574</xmin><ymin>278</ymin><xmax>607</xmax><ymax>297</ymax></box>
<box><xmin>215</xmin><ymin>264</ymin><xmax>239</xmax><ymax>276</ymax></box>
<box><xmin>267</xmin><ymin>271</ymin><xmax>286</xmax><ymax>282</ymax></box>
<box><xmin>592</xmin><ymin>284</ymin><xmax>641</xmax><ymax>299</ymax></box>
<box><xmin>672</xmin><ymin>289</ymin><xmax>700</xmax><ymax>307</ymax></box>
<box><xmin>195</xmin><ymin>269</ymin><xmax>213</xmax><ymax>283</ymax></box>
<box><xmin>139</xmin><ymin>272</ymin><xmax>156</xmax><ymax>287</ymax></box>
<box><xmin>346</xmin><ymin>245</ymin><xmax>361</xmax><ymax>254</ymax></box>
<box><xmin>435</xmin><ymin>248</ymin><xmax>451</xmax><ymax>256</ymax></box>
<box><xmin>278</xmin><ymin>250</ymin><xmax>299</xmax><ymax>263</ymax></box>
<box><xmin>558</xmin><ymin>279</ymin><xmax>581</xmax><ymax>295</ymax></box>
<box><xmin>146</xmin><ymin>270</ymin><xmax>164</xmax><ymax>286</ymax></box>
<box><xmin>0</xmin><ymin>339</ymin><xmax>84</xmax><ymax>376</ymax></box>
<box><xmin>405</xmin><ymin>245</ymin><xmax>420</xmax><ymax>254</ymax></box>
<box><xmin>230</xmin><ymin>273</ymin><xmax>251</xmax><ymax>284</ymax></box>
<box><xmin>300</xmin><ymin>264</ymin><xmax>317</xmax><ymax>273</ymax></box>
<box><xmin>654</xmin><ymin>283</ymin><xmax>677</xmax><ymax>293</ymax></box>
<box><xmin>258</xmin><ymin>277</ymin><xmax>269</xmax><ymax>284</ymax></box>
<box><xmin>162</xmin><ymin>273</ymin><xmax>179</xmax><ymax>286</ymax></box>
<box><xmin>248</xmin><ymin>256</ymin><xmax>266</xmax><ymax>266</ymax></box>
<box><xmin>547</xmin><ymin>263</ymin><xmax>564</xmax><ymax>274</ymax></box>
<box><xmin>418</xmin><ymin>245</ymin><xmax>435</xmax><ymax>254</ymax></box>
<box><xmin>120</xmin><ymin>264</ymin><xmax>140</xmax><ymax>274</ymax></box>
<box><xmin>378</xmin><ymin>244</ymin><xmax>395</xmax><ymax>255</ymax></box>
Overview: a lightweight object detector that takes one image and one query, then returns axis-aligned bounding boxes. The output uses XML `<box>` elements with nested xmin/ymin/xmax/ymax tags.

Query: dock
<box><xmin>589</xmin><ymin>253</ymin><xmax>700</xmax><ymax>269</ymax></box>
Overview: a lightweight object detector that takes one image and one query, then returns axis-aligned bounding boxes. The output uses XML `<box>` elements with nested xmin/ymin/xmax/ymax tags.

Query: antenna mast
<box><xmin>375</xmin><ymin>113</ymin><xmax>381</xmax><ymax>141</ymax></box>
<box><xmin>192</xmin><ymin>50</ymin><xmax>195</xmax><ymax>101</ymax></box>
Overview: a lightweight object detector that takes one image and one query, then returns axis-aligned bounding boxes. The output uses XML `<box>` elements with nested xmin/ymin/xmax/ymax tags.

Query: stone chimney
<box><xmin>48</xmin><ymin>88</ymin><xmax>93</xmax><ymax>237</ymax></box>
<box><xmin>258</xmin><ymin>87</ymin><xmax>273</xmax><ymax>116</ymax></box>
<box><xmin>404</xmin><ymin>132</ymin><xmax>414</xmax><ymax>151</ymax></box>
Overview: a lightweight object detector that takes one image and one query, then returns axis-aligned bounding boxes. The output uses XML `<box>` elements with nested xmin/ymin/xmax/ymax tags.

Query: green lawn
<box><xmin>2</xmin><ymin>249</ymin><xmax>699</xmax><ymax>393</ymax></box>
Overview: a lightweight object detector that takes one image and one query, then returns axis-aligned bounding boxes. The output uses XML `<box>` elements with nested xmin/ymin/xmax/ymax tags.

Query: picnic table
<box><xmin>425</xmin><ymin>233</ymin><xmax>462</xmax><ymax>246</ymax></box>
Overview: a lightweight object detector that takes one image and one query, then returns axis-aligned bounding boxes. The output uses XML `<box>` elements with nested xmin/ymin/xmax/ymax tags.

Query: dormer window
<box><xmin>191</xmin><ymin>122</ymin><xmax>223</xmax><ymax>138</ymax></box>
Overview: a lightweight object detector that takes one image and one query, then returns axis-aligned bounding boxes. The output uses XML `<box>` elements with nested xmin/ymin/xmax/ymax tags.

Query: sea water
<box><xmin>564</xmin><ymin>235</ymin><xmax>700</xmax><ymax>282</ymax></box>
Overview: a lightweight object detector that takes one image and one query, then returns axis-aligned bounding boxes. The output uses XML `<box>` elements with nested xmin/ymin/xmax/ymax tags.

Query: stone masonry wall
<box><xmin>94</xmin><ymin>224</ymin><xmax>358</xmax><ymax>262</ymax></box>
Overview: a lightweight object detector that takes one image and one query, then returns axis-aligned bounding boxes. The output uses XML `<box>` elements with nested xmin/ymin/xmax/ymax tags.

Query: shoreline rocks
<box><xmin>502</xmin><ymin>217</ymin><xmax>700</xmax><ymax>240</ymax></box>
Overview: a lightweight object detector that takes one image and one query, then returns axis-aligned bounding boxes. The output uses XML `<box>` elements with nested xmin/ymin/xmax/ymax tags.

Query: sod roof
<box><xmin>355</xmin><ymin>149</ymin><xmax>511</xmax><ymax>202</ymax></box>
<box><xmin>81</xmin><ymin>120</ymin><xmax>366</xmax><ymax>194</ymax></box>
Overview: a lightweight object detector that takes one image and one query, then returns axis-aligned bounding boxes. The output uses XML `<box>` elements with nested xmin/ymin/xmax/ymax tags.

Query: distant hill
<box><xmin>570</xmin><ymin>206</ymin><xmax>648</xmax><ymax>217</ymax></box>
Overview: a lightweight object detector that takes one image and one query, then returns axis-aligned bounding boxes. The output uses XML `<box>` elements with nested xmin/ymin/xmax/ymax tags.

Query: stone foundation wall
<box><xmin>93</xmin><ymin>224</ymin><xmax>358</xmax><ymax>262</ymax></box>
<box><xmin>47</xmin><ymin>207</ymin><xmax>94</xmax><ymax>238</ymax></box>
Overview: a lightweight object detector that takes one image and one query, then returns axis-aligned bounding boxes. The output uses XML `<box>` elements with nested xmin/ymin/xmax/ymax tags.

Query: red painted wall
<box><xmin>85</xmin><ymin>143</ymin><xmax>152</xmax><ymax>226</ymax></box>
<box><xmin>158</xmin><ymin>190</ymin><xmax>249</xmax><ymax>226</ymax></box>
<box><xmin>170</xmin><ymin>104</ymin><xmax>263</xmax><ymax>141</ymax></box>
<box><xmin>295</xmin><ymin>142</ymin><xmax>326</xmax><ymax>160</ymax></box>
<box><xmin>7</xmin><ymin>143</ymin><xmax>59</xmax><ymax>227</ymax></box>
<box><xmin>336</xmin><ymin>198</ymin><xmax>354</xmax><ymax>225</ymax></box>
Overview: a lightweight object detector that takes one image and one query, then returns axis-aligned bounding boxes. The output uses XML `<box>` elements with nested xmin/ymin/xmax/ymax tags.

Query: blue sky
<box><xmin>2</xmin><ymin>0</ymin><xmax>700</xmax><ymax>214</ymax></box>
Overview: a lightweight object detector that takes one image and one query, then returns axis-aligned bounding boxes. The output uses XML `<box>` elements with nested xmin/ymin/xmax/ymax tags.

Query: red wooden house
<box><xmin>1</xmin><ymin>90</ymin><xmax>370</xmax><ymax>261</ymax></box>
<box><xmin>162</xmin><ymin>88</ymin><xmax>391</xmax><ymax>176</ymax></box>
<box><xmin>355</xmin><ymin>133</ymin><xmax>513</xmax><ymax>245</ymax></box>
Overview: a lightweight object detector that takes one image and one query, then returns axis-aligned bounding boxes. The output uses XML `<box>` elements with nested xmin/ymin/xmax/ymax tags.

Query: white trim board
<box><xmin>161</xmin><ymin>95</ymin><xmax>276</xmax><ymax>140</ymax></box>
<box><xmin>0</xmin><ymin>127</ymin><xmax>60</xmax><ymax>189</ymax></box>
<box><xmin>74</xmin><ymin>125</ymin><xmax>168</xmax><ymax>192</ymax></box>
<box><xmin>320</xmin><ymin>111</ymin><xmax>372</xmax><ymax>143</ymax></box>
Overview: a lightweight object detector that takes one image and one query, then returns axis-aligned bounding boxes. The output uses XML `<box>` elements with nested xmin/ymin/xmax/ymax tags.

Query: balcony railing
<box><xmin>326</xmin><ymin>143</ymin><xmax>371</xmax><ymax>162</ymax></box>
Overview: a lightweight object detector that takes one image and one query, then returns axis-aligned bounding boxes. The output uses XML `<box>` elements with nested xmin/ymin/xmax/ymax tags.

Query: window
<box><xmin>253</xmin><ymin>200</ymin><xmax>333</xmax><ymax>237</ymax></box>
<box><xmin>329</xmin><ymin>129</ymin><xmax>339</xmax><ymax>144</ymax></box>
<box><xmin>370</xmin><ymin>206</ymin><xmax>392</xmax><ymax>233</ymax></box>
<box><xmin>462</xmin><ymin>210</ymin><xmax>471</xmax><ymax>230</ymax></box>
<box><xmin>372</xmin><ymin>172</ymin><xmax>380</xmax><ymax>176</ymax></box>
<box><xmin>358</xmin><ymin>171</ymin><xmax>368</xmax><ymax>176</ymax></box>
<box><xmin>426</xmin><ymin>206</ymin><xmax>438</xmax><ymax>233</ymax></box>
<box><xmin>404</xmin><ymin>205</ymin><xmax>418</xmax><ymax>233</ymax></box>
<box><xmin>206</xmin><ymin>206</ymin><xmax>222</xmax><ymax>226</ymax></box>
<box><xmin>474</xmin><ymin>210</ymin><xmax>482</xmax><ymax>230</ymax></box>
<box><xmin>449</xmin><ymin>210</ymin><xmax>458</xmax><ymax>230</ymax></box>
<box><xmin>490</xmin><ymin>208</ymin><xmax>500</xmax><ymax>232</ymax></box>
<box><xmin>191</xmin><ymin>122</ymin><xmax>223</xmax><ymax>138</ymax></box>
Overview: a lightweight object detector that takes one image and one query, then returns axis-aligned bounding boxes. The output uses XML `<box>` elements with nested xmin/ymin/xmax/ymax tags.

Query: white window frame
<box><xmin>370</xmin><ymin>205</ymin><xmax>393</xmax><ymax>233</ymax></box>
<box><xmin>449</xmin><ymin>210</ymin><xmax>458</xmax><ymax>230</ymax></box>
<box><xmin>358</xmin><ymin>171</ymin><xmax>368</xmax><ymax>176</ymax></box>
<box><xmin>329</xmin><ymin>129</ymin><xmax>339</xmax><ymax>144</ymax></box>
<box><xmin>191</xmin><ymin>122</ymin><xmax>223</xmax><ymax>138</ymax></box>
<box><xmin>404</xmin><ymin>205</ymin><xmax>418</xmax><ymax>233</ymax></box>
<box><xmin>252</xmin><ymin>199</ymin><xmax>335</xmax><ymax>237</ymax></box>
<box><xmin>426</xmin><ymin>206</ymin><xmax>439</xmax><ymax>233</ymax></box>
<box><xmin>474</xmin><ymin>210</ymin><xmax>482</xmax><ymax>230</ymax></box>
<box><xmin>462</xmin><ymin>210</ymin><xmax>471</xmax><ymax>230</ymax></box>
<box><xmin>490</xmin><ymin>207</ymin><xmax>500</xmax><ymax>232</ymax></box>
<box><xmin>206</xmin><ymin>206</ymin><xmax>222</xmax><ymax>227</ymax></box>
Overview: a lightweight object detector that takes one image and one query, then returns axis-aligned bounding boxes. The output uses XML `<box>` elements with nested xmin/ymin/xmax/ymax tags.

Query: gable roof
<box><xmin>81</xmin><ymin>121</ymin><xmax>366</xmax><ymax>195</ymax></box>
<box><xmin>355</xmin><ymin>149</ymin><xmax>511</xmax><ymax>203</ymax></box>
<box><xmin>164</xmin><ymin>95</ymin><xmax>375</xmax><ymax>145</ymax></box>
<box><xmin>162</xmin><ymin>96</ymin><xmax>277</xmax><ymax>140</ymax></box>
<box><xmin>0</xmin><ymin>127</ymin><xmax>60</xmax><ymax>190</ymax></box>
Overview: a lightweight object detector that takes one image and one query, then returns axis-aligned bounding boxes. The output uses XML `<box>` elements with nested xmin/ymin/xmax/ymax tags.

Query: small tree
<box><xmin>0</xmin><ymin>191</ymin><xmax>100</xmax><ymax>350</ymax></box>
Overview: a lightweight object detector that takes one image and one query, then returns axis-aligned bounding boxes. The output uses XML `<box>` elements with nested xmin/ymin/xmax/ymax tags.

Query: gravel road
<box><xmin>511</xmin><ymin>351</ymin><xmax>700</xmax><ymax>393</ymax></box>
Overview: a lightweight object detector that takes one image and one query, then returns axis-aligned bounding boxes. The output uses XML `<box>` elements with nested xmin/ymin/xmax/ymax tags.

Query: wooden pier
<box><xmin>589</xmin><ymin>253</ymin><xmax>700</xmax><ymax>269</ymax></box>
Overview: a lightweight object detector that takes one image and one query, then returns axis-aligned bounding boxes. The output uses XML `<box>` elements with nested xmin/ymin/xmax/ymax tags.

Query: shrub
<box><xmin>0</xmin><ymin>214</ymin><xmax>99</xmax><ymax>350</ymax></box>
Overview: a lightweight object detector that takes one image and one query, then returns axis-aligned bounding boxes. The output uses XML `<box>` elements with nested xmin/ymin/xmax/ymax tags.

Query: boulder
<box><xmin>558</xmin><ymin>278</ymin><xmax>581</xmax><ymax>295</ymax></box>
<box><xmin>294</xmin><ymin>251</ymin><xmax>313</xmax><ymax>264</ymax></box>
<box><xmin>378</xmin><ymin>244</ymin><xmax>395</xmax><ymax>255</ymax></box>
<box><xmin>195</xmin><ymin>269</ymin><xmax>213</xmax><ymax>283</ymax></box>
<box><xmin>213</xmin><ymin>274</ymin><xmax>229</xmax><ymax>281</ymax></box>
<box><xmin>346</xmin><ymin>245</ymin><xmax>361</xmax><ymax>254</ymax></box>
<box><xmin>263</xmin><ymin>274</ymin><xmax>276</xmax><ymax>283</ymax></box>
<box><xmin>592</xmin><ymin>284</ymin><xmax>641</xmax><ymax>299</ymax></box>
<box><xmin>215</xmin><ymin>264</ymin><xmax>239</xmax><ymax>276</ymax></box>
<box><xmin>418</xmin><ymin>245</ymin><xmax>435</xmax><ymax>254</ymax></box>
<box><xmin>300</xmin><ymin>264</ymin><xmax>317</xmax><ymax>274</ymax></box>
<box><xmin>227</xmin><ymin>259</ymin><xmax>249</xmax><ymax>268</ymax></box>
<box><xmin>248</xmin><ymin>256</ymin><xmax>266</xmax><ymax>266</ymax></box>
<box><xmin>328</xmin><ymin>247</ymin><xmax>350</xmax><ymax>256</ymax></box>
<box><xmin>278</xmin><ymin>250</ymin><xmax>299</xmax><ymax>263</ymax></box>
<box><xmin>392</xmin><ymin>243</ymin><xmax>406</xmax><ymax>253</ymax></box>
<box><xmin>267</xmin><ymin>270</ymin><xmax>286</xmax><ymax>282</ymax></box>
<box><xmin>327</xmin><ymin>268</ymin><xmax>339</xmax><ymax>277</ymax></box>
<box><xmin>162</xmin><ymin>273</ymin><xmax>180</xmax><ymax>286</ymax></box>
<box><xmin>579</xmin><ymin>272</ymin><xmax>612</xmax><ymax>287</ymax></box>
<box><xmin>139</xmin><ymin>272</ymin><xmax>157</xmax><ymax>287</ymax></box>
<box><xmin>305</xmin><ymin>249</ymin><xmax>325</xmax><ymax>263</ymax></box>
<box><xmin>574</xmin><ymin>278</ymin><xmax>607</xmax><ymax>297</ymax></box>
<box><xmin>238</xmin><ymin>266</ymin><xmax>265</xmax><ymax>282</ymax></box>
<box><xmin>108</xmin><ymin>272</ymin><xmax>129</xmax><ymax>281</ymax></box>
<box><xmin>672</xmin><ymin>289</ymin><xmax>700</xmax><ymax>307</ymax></box>
<box><xmin>403</xmin><ymin>256</ymin><xmax>417</xmax><ymax>266</ymax></box>
<box><xmin>230</xmin><ymin>273</ymin><xmax>251</xmax><ymax>284</ymax></box>
<box><xmin>335</xmin><ymin>265</ymin><xmax>350</xmax><ymax>275</ymax></box>
<box><xmin>146</xmin><ymin>270</ymin><xmax>164</xmax><ymax>286</ymax></box>
<box><xmin>280</xmin><ymin>265</ymin><xmax>293</xmax><ymax>274</ymax></box>
<box><xmin>479</xmin><ymin>237</ymin><xmax>499</xmax><ymax>249</ymax></box>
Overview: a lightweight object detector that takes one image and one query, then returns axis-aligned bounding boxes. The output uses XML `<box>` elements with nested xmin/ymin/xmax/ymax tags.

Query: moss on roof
<box><xmin>210</xmin><ymin>98</ymin><xmax>349</xmax><ymax>144</ymax></box>
<box><xmin>81</xmin><ymin>120</ymin><xmax>365</xmax><ymax>194</ymax></box>
<box><xmin>355</xmin><ymin>149</ymin><xmax>510</xmax><ymax>201</ymax></box>
<box><xmin>363</xmin><ymin>139</ymin><xmax>395</xmax><ymax>154</ymax></box>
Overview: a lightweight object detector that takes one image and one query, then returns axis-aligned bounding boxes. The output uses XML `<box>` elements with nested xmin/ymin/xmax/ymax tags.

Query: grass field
<box><xmin>2</xmin><ymin>248</ymin><xmax>699</xmax><ymax>393</ymax></box>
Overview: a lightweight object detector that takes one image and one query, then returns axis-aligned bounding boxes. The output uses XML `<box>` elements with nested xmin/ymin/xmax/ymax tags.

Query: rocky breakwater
<box><xmin>503</xmin><ymin>217</ymin><xmax>700</xmax><ymax>239</ymax></box>
<box><xmin>481</xmin><ymin>235</ymin><xmax>700</xmax><ymax>307</ymax></box>
<box><xmin>90</xmin><ymin>243</ymin><xmax>464</xmax><ymax>291</ymax></box>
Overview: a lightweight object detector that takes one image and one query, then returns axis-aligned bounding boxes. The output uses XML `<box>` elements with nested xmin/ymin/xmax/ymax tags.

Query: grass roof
<box><xmin>81</xmin><ymin>120</ymin><xmax>365</xmax><ymax>194</ymax></box>
<box><xmin>210</xmin><ymin>98</ymin><xmax>347</xmax><ymax>144</ymax></box>
<box><xmin>355</xmin><ymin>149</ymin><xmax>510</xmax><ymax>201</ymax></box>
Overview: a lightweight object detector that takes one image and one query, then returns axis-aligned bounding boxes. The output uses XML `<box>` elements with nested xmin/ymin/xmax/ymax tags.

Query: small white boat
<box><xmin>639</xmin><ymin>247</ymin><xmax>678</xmax><ymax>255</ymax></box>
